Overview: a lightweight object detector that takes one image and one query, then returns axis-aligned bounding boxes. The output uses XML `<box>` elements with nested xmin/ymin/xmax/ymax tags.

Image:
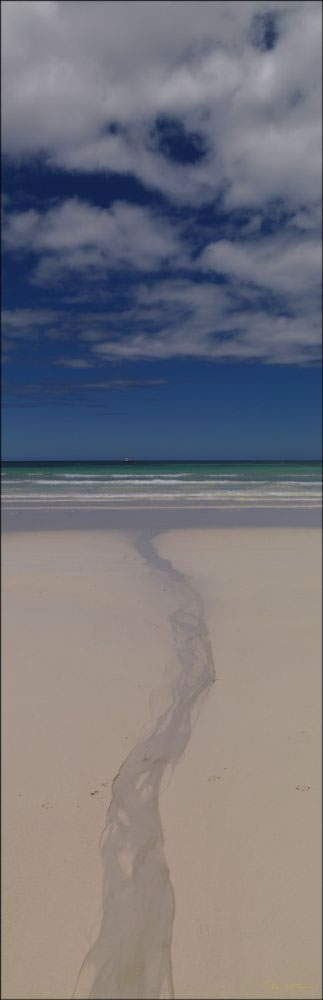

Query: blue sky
<box><xmin>2</xmin><ymin>1</ymin><xmax>322</xmax><ymax>460</ymax></box>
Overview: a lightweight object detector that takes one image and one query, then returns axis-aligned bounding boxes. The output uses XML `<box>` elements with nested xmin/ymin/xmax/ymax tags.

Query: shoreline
<box><xmin>2</xmin><ymin>504</ymin><xmax>321</xmax><ymax>535</ymax></box>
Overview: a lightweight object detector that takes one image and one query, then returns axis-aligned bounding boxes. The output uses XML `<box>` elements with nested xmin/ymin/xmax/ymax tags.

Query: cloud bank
<box><xmin>2</xmin><ymin>0</ymin><xmax>322</xmax><ymax>368</ymax></box>
<box><xmin>3</xmin><ymin>1</ymin><xmax>321</xmax><ymax>209</ymax></box>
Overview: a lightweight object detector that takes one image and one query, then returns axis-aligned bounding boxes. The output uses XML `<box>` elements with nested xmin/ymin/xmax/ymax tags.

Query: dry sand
<box><xmin>157</xmin><ymin>528</ymin><xmax>321</xmax><ymax>1000</ymax></box>
<box><xmin>2</xmin><ymin>526</ymin><xmax>321</xmax><ymax>999</ymax></box>
<box><xmin>2</xmin><ymin>531</ymin><xmax>172</xmax><ymax>1000</ymax></box>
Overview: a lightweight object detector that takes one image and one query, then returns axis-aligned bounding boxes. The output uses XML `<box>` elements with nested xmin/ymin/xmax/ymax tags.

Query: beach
<box><xmin>2</xmin><ymin>518</ymin><xmax>321</xmax><ymax>1000</ymax></box>
<box><xmin>3</xmin><ymin>0</ymin><xmax>321</xmax><ymax>992</ymax></box>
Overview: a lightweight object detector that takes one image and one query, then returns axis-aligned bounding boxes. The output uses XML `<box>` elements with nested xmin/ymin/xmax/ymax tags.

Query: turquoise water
<box><xmin>2</xmin><ymin>461</ymin><xmax>322</xmax><ymax>509</ymax></box>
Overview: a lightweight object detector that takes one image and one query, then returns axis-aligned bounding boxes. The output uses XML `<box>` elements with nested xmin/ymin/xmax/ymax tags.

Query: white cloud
<box><xmin>3</xmin><ymin>198</ymin><xmax>179</xmax><ymax>279</ymax></box>
<box><xmin>2</xmin><ymin>308</ymin><xmax>62</xmax><ymax>350</ymax></box>
<box><xmin>91</xmin><ymin>315</ymin><xmax>320</xmax><ymax>365</ymax></box>
<box><xmin>200</xmin><ymin>233</ymin><xmax>321</xmax><ymax>297</ymax></box>
<box><xmin>2</xmin><ymin>308</ymin><xmax>58</xmax><ymax>330</ymax></box>
<box><xmin>2</xmin><ymin>2</ymin><xmax>321</xmax><ymax>368</ymax></box>
<box><xmin>55</xmin><ymin>358</ymin><xmax>93</xmax><ymax>369</ymax></box>
<box><xmin>90</xmin><ymin>276</ymin><xmax>320</xmax><ymax>365</ymax></box>
<box><xmin>2</xmin><ymin>261</ymin><xmax>321</xmax><ymax>366</ymax></box>
<box><xmin>2</xmin><ymin>1</ymin><xmax>321</xmax><ymax>208</ymax></box>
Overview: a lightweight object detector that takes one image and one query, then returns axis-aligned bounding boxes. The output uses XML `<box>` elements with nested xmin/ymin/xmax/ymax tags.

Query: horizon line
<box><xmin>2</xmin><ymin>457</ymin><xmax>322</xmax><ymax>464</ymax></box>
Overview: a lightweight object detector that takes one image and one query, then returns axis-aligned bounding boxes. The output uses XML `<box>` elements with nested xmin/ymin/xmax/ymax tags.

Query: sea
<box><xmin>1</xmin><ymin>461</ymin><xmax>322</xmax><ymax>511</ymax></box>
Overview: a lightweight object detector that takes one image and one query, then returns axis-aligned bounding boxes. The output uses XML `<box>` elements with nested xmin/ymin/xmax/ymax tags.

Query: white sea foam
<box><xmin>2</xmin><ymin>462</ymin><xmax>321</xmax><ymax>515</ymax></box>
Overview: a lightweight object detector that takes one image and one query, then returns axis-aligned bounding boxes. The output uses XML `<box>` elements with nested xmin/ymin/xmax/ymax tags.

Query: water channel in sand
<box><xmin>73</xmin><ymin>530</ymin><xmax>215</xmax><ymax>1000</ymax></box>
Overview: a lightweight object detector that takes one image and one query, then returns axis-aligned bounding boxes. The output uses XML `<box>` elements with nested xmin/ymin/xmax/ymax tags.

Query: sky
<box><xmin>2</xmin><ymin>0</ymin><xmax>322</xmax><ymax>461</ymax></box>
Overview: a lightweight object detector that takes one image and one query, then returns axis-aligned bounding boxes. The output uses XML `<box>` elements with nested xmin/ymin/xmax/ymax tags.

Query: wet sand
<box><xmin>2</xmin><ymin>526</ymin><xmax>321</xmax><ymax>999</ymax></box>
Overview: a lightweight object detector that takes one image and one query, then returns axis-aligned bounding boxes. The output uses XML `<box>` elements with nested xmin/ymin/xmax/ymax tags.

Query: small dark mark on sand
<box><xmin>295</xmin><ymin>785</ymin><xmax>311</xmax><ymax>791</ymax></box>
<box><xmin>90</xmin><ymin>790</ymin><xmax>98</xmax><ymax>796</ymax></box>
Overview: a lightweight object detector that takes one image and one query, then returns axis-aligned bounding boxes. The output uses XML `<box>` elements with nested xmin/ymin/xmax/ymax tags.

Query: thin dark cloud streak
<box><xmin>2</xmin><ymin>377</ymin><xmax>168</xmax><ymax>410</ymax></box>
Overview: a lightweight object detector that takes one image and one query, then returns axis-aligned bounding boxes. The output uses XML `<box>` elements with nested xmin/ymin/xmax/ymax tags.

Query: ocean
<box><xmin>2</xmin><ymin>461</ymin><xmax>322</xmax><ymax>510</ymax></box>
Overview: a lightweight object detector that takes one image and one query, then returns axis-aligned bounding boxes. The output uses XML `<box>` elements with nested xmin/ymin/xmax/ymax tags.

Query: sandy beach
<box><xmin>2</xmin><ymin>525</ymin><xmax>321</xmax><ymax>1000</ymax></box>
<box><xmin>3</xmin><ymin>0</ymin><xmax>322</xmax><ymax>992</ymax></box>
<box><xmin>158</xmin><ymin>529</ymin><xmax>321</xmax><ymax>1000</ymax></box>
<box><xmin>3</xmin><ymin>0</ymin><xmax>322</xmax><ymax>996</ymax></box>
